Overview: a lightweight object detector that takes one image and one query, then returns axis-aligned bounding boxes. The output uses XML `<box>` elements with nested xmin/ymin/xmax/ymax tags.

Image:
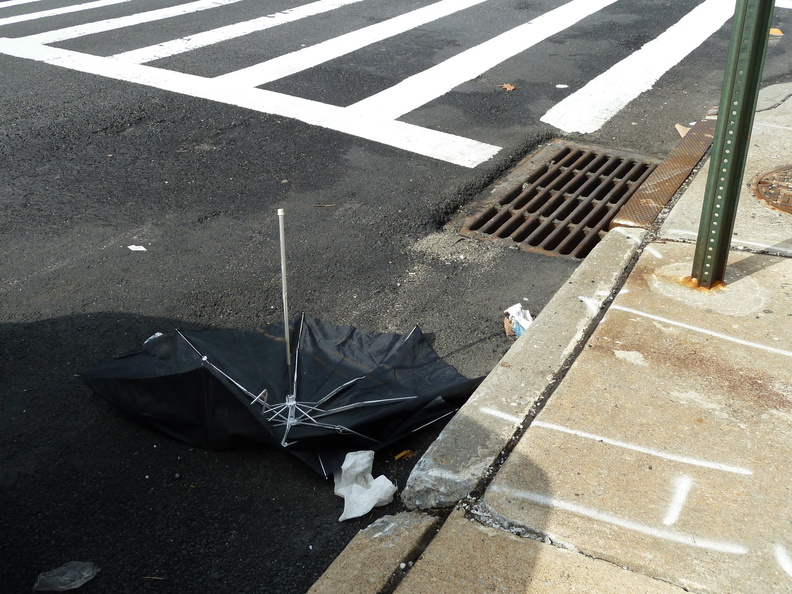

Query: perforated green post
<box><xmin>691</xmin><ymin>0</ymin><xmax>775</xmax><ymax>288</ymax></box>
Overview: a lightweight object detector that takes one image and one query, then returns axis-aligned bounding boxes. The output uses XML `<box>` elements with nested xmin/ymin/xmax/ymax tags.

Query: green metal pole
<box><xmin>691</xmin><ymin>0</ymin><xmax>775</xmax><ymax>288</ymax></box>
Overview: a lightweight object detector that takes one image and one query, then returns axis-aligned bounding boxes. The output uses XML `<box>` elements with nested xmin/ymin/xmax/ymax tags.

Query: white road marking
<box><xmin>0</xmin><ymin>0</ymin><xmax>135</xmax><ymax>27</ymax></box>
<box><xmin>663</xmin><ymin>475</ymin><xmax>694</xmax><ymax>525</ymax></box>
<box><xmin>541</xmin><ymin>0</ymin><xmax>734</xmax><ymax>133</ymax></box>
<box><xmin>113</xmin><ymin>0</ymin><xmax>367</xmax><ymax>64</ymax></box>
<box><xmin>0</xmin><ymin>38</ymin><xmax>500</xmax><ymax>167</ymax></box>
<box><xmin>214</xmin><ymin>0</ymin><xmax>490</xmax><ymax>86</ymax></box>
<box><xmin>20</xmin><ymin>0</ymin><xmax>250</xmax><ymax>45</ymax></box>
<box><xmin>533</xmin><ymin>420</ymin><xmax>753</xmax><ymax>475</ymax></box>
<box><xmin>611</xmin><ymin>305</ymin><xmax>792</xmax><ymax>358</ymax></box>
<box><xmin>491</xmin><ymin>484</ymin><xmax>749</xmax><ymax>554</ymax></box>
<box><xmin>347</xmin><ymin>0</ymin><xmax>620</xmax><ymax>120</ymax></box>
<box><xmin>0</xmin><ymin>0</ymin><xmax>52</xmax><ymax>9</ymax></box>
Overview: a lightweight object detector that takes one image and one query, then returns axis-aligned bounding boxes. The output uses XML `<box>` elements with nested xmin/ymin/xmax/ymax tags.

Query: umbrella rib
<box><xmin>291</xmin><ymin>313</ymin><xmax>306</xmax><ymax>397</ymax></box>
<box><xmin>310</xmin><ymin>396</ymin><xmax>418</xmax><ymax>418</ymax></box>
<box><xmin>410</xmin><ymin>409</ymin><xmax>456</xmax><ymax>433</ymax></box>
<box><xmin>313</xmin><ymin>376</ymin><xmax>365</xmax><ymax>407</ymax></box>
<box><xmin>283</xmin><ymin>419</ymin><xmax>380</xmax><ymax>443</ymax></box>
<box><xmin>176</xmin><ymin>330</ymin><xmax>268</xmax><ymax>405</ymax></box>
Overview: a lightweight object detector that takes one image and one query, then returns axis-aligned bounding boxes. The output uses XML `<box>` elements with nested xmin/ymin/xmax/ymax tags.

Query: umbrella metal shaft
<box><xmin>277</xmin><ymin>209</ymin><xmax>292</xmax><ymax>381</ymax></box>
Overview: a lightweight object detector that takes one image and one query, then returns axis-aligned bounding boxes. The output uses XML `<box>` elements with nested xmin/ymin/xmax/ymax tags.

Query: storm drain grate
<box><xmin>461</xmin><ymin>143</ymin><xmax>659</xmax><ymax>258</ymax></box>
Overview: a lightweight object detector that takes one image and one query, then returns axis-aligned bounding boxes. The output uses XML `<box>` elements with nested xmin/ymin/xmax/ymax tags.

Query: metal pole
<box><xmin>277</xmin><ymin>208</ymin><xmax>292</xmax><ymax>380</ymax></box>
<box><xmin>691</xmin><ymin>0</ymin><xmax>775</xmax><ymax>288</ymax></box>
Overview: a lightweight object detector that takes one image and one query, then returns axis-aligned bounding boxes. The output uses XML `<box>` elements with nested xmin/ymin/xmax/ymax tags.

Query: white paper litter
<box><xmin>333</xmin><ymin>451</ymin><xmax>397</xmax><ymax>522</ymax></box>
<box><xmin>127</xmin><ymin>245</ymin><xmax>147</xmax><ymax>251</ymax></box>
<box><xmin>33</xmin><ymin>561</ymin><xmax>99</xmax><ymax>591</ymax></box>
<box><xmin>504</xmin><ymin>303</ymin><xmax>533</xmax><ymax>337</ymax></box>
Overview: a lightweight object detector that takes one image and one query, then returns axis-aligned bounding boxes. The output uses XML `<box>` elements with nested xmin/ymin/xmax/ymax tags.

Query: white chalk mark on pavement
<box><xmin>541</xmin><ymin>0</ymin><xmax>734</xmax><ymax>133</ymax></box>
<box><xmin>490</xmin><ymin>484</ymin><xmax>749</xmax><ymax>554</ymax></box>
<box><xmin>663</xmin><ymin>475</ymin><xmax>694</xmax><ymax>525</ymax></box>
<box><xmin>479</xmin><ymin>407</ymin><xmax>522</xmax><ymax>424</ymax></box>
<box><xmin>347</xmin><ymin>0</ymin><xmax>620</xmax><ymax>120</ymax></box>
<box><xmin>612</xmin><ymin>305</ymin><xmax>792</xmax><ymax>358</ymax></box>
<box><xmin>775</xmin><ymin>544</ymin><xmax>792</xmax><ymax>578</ymax></box>
<box><xmin>532</xmin><ymin>420</ymin><xmax>753</xmax><ymax>475</ymax></box>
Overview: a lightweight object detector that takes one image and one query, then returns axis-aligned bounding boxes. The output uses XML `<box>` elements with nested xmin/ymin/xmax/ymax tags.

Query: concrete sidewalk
<box><xmin>310</xmin><ymin>83</ymin><xmax>792</xmax><ymax>594</ymax></box>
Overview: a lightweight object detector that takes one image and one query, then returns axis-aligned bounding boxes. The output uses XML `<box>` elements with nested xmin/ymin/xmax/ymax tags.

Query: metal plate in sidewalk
<box><xmin>460</xmin><ymin>141</ymin><xmax>659</xmax><ymax>259</ymax></box>
<box><xmin>753</xmin><ymin>165</ymin><xmax>792</xmax><ymax>214</ymax></box>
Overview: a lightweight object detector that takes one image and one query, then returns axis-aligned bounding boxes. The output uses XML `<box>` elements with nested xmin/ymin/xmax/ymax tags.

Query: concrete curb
<box><xmin>401</xmin><ymin>225</ymin><xmax>648</xmax><ymax>509</ymax></box>
<box><xmin>309</xmin><ymin>227</ymin><xmax>648</xmax><ymax>594</ymax></box>
<box><xmin>307</xmin><ymin>512</ymin><xmax>439</xmax><ymax>594</ymax></box>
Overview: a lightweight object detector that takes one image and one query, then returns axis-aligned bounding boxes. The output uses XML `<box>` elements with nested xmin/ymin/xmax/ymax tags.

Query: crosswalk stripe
<box><xmin>541</xmin><ymin>0</ymin><xmax>734</xmax><ymax>133</ymax></box>
<box><xmin>0</xmin><ymin>38</ymin><xmax>501</xmax><ymax>167</ymax></box>
<box><xmin>19</xmin><ymin>0</ymin><xmax>250</xmax><ymax>44</ymax></box>
<box><xmin>113</xmin><ymin>0</ymin><xmax>367</xmax><ymax>64</ymax></box>
<box><xmin>347</xmin><ymin>0</ymin><xmax>620</xmax><ymax>120</ymax></box>
<box><xmin>213</xmin><ymin>0</ymin><xmax>490</xmax><ymax>86</ymax></box>
<box><xmin>0</xmin><ymin>0</ymin><xmax>135</xmax><ymax>27</ymax></box>
<box><xmin>0</xmin><ymin>0</ymin><xmax>54</xmax><ymax>9</ymax></box>
<box><xmin>0</xmin><ymin>0</ymin><xmax>737</xmax><ymax>164</ymax></box>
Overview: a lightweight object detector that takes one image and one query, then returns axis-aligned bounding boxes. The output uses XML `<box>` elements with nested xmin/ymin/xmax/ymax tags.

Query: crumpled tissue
<box><xmin>333</xmin><ymin>451</ymin><xmax>397</xmax><ymax>521</ymax></box>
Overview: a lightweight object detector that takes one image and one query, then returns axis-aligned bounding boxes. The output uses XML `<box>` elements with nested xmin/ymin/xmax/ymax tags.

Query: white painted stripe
<box><xmin>776</xmin><ymin>0</ymin><xmax>792</xmax><ymax>9</ymax></box>
<box><xmin>113</xmin><ymin>0</ymin><xmax>367</xmax><ymax>64</ymax></box>
<box><xmin>533</xmin><ymin>420</ymin><xmax>753</xmax><ymax>475</ymax></box>
<box><xmin>612</xmin><ymin>304</ymin><xmax>792</xmax><ymax>358</ymax></box>
<box><xmin>0</xmin><ymin>0</ymin><xmax>134</xmax><ymax>27</ymax></box>
<box><xmin>0</xmin><ymin>39</ymin><xmax>501</xmax><ymax>167</ymax></box>
<box><xmin>0</xmin><ymin>0</ymin><xmax>52</xmax><ymax>9</ymax></box>
<box><xmin>214</xmin><ymin>0</ymin><xmax>489</xmax><ymax>86</ymax></box>
<box><xmin>490</xmin><ymin>484</ymin><xmax>749</xmax><ymax>554</ymax></box>
<box><xmin>348</xmin><ymin>0</ymin><xmax>620</xmax><ymax>120</ymax></box>
<box><xmin>776</xmin><ymin>544</ymin><xmax>792</xmax><ymax>578</ymax></box>
<box><xmin>21</xmin><ymin>0</ymin><xmax>249</xmax><ymax>44</ymax></box>
<box><xmin>663</xmin><ymin>475</ymin><xmax>693</xmax><ymax>525</ymax></box>
<box><xmin>541</xmin><ymin>0</ymin><xmax>734</xmax><ymax>133</ymax></box>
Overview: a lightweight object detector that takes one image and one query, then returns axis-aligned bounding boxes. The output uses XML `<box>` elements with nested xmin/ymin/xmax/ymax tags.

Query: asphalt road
<box><xmin>1</xmin><ymin>0</ymin><xmax>790</xmax><ymax>592</ymax></box>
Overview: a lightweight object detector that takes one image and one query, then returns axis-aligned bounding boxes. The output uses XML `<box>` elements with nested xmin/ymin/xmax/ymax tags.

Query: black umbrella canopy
<box><xmin>82</xmin><ymin>314</ymin><xmax>480</xmax><ymax>475</ymax></box>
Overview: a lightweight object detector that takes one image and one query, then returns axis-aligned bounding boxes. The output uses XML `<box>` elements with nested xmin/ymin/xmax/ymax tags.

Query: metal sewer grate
<box><xmin>461</xmin><ymin>143</ymin><xmax>659</xmax><ymax>258</ymax></box>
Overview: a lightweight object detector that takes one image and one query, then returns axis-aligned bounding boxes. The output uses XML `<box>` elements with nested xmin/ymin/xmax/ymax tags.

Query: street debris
<box><xmin>394</xmin><ymin>450</ymin><xmax>414</xmax><ymax>460</ymax></box>
<box><xmin>769</xmin><ymin>28</ymin><xmax>783</xmax><ymax>37</ymax></box>
<box><xmin>333</xmin><ymin>450</ymin><xmax>396</xmax><ymax>521</ymax></box>
<box><xmin>127</xmin><ymin>245</ymin><xmax>147</xmax><ymax>251</ymax></box>
<box><xmin>83</xmin><ymin>210</ymin><xmax>478</xmax><ymax>499</ymax></box>
<box><xmin>81</xmin><ymin>315</ymin><xmax>479</xmax><ymax>476</ymax></box>
<box><xmin>33</xmin><ymin>561</ymin><xmax>99</xmax><ymax>591</ymax></box>
<box><xmin>675</xmin><ymin>123</ymin><xmax>691</xmax><ymax>137</ymax></box>
<box><xmin>504</xmin><ymin>303</ymin><xmax>533</xmax><ymax>338</ymax></box>
<box><xmin>498</xmin><ymin>83</ymin><xmax>516</xmax><ymax>91</ymax></box>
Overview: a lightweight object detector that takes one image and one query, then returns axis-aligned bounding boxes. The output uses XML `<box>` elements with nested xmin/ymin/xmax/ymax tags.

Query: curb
<box><xmin>310</xmin><ymin>226</ymin><xmax>648</xmax><ymax>594</ymax></box>
<box><xmin>401</xmin><ymin>225</ymin><xmax>647</xmax><ymax>509</ymax></box>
